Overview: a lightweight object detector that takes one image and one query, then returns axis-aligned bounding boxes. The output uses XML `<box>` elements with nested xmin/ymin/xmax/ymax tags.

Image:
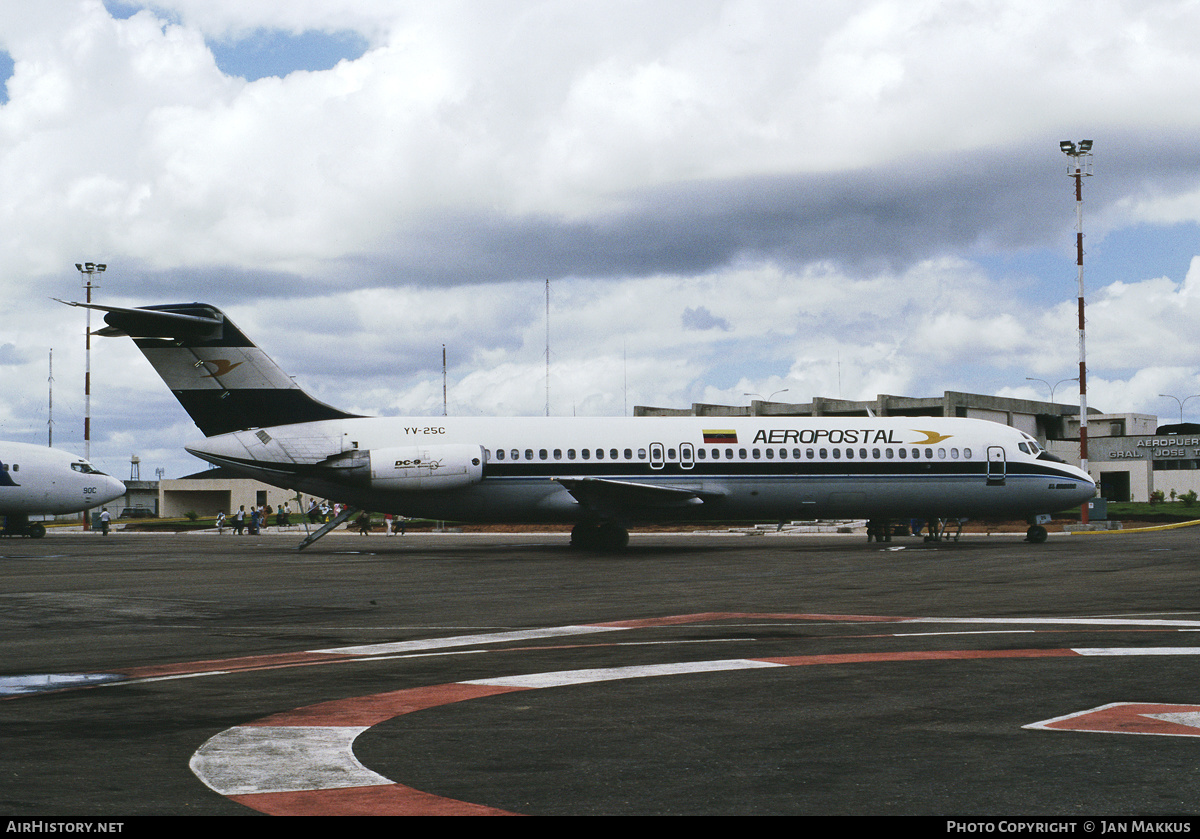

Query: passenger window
<box><xmin>753</xmin><ymin>448</ymin><xmax>761</xmax><ymax>459</ymax></box>
<box><xmin>885</xmin><ymin>448</ymin><xmax>893</xmax><ymax>458</ymax></box>
<box><xmin>793</xmin><ymin>448</ymin><xmax>802</xmax><ymax>459</ymax></box>
<box><xmin>833</xmin><ymin>448</ymin><xmax>841</xmax><ymax>459</ymax></box>
<box><xmin>898</xmin><ymin>448</ymin><xmax>906</xmax><ymax>459</ymax></box>
<box><xmin>581</xmin><ymin>449</ymin><xmax>590</xmax><ymax>460</ymax></box>
<box><xmin>667</xmin><ymin>448</ymin><xmax>676</xmax><ymax>460</ymax></box>
<box><xmin>511</xmin><ymin>449</ymin><xmax>519</xmax><ymax>460</ymax></box>
<box><xmin>872</xmin><ymin>448</ymin><xmax>881</xmax><ymax>459</ymax></box>
<box><xmin>554</xmin><ymin>449</ymin><xmax>562</xmax><ymax>460</ymax></box>
<box><xmin>595</xmin><ymin>449</ymin><xmax>604</xmax><ymax>459</ymax></box>
<box><xmin>496</xmin><ymin>449</ymin><xmax>505</xmax><ymax>460</ymax></box>
<box><xmin>844</xmin><ymin>448</ymin><xmax>853</xmax><ymax>459</ymax></box>
<box><xmin>964</xmin><ymin>447</ymin><xmax>972</xmax><ymax>459</ymax></box>
<box><xmin>806</xmin><ymin>448</ymin><xmax>814</xmax><ymax>459</ymax></box>
<box><xmin>912</xmin><ymin>448</ymin><xmax>920</xmax><ymax>459</ymax></box>
<box><xmin>726</xmin><ymin>448</ymin><xmax>734</xmax><ymax>459</ymax></box>
<box><xmin>610</xmin><ymin>449</ymin><xmax>618</xmax><ymax>460</ymax></box>
<box><xmin>568</xmin><ymin>449</ymin><xmax>576</xmax><ymax>459</ymax></box>
<box><xmin>951</xmin><ymin>448</ymin><xmax>959</xmax><ymax>459</ymax></box>
<box><xmin>819</xmin><ymin>448</ymin><xmax>827</xmax><ymax>459</ymax></box>
<box><xmin>624</xmin><ymin>449</ymin><xmax>633</xmax><ymax>459</ymax></box>
<box><xmin>697</xmin><ymin>449</ymin><xmax>706</xmax><ymax>460</ymax></box>
<box><xmin>938</xmin><ymin>448</ymin><xmax>946</xmax><ymax>459</ymax></box>
<box><xmin>859</xmin><ymin>448</ymin><xmax>867</xmax><ymax>459</ymax></box>
<box><xmin>739</xmin><ymin>448</ymin><xmax>747</xmax><ymax>459</ymax></box>
<box><xmin>524</xmin><ymin>449</ymin><xmax>533</xmax><ymax>460</ymax></box>
<box><xmin>539</xmin><ymin>449</ymin><xmax>547</xmax><ymax>460</ymax></box>
<box><xmin>638</xmin><ymin>448</ymin><xmax>647</xmax><ymax>459</ymax></box>
<box><xmin>925</xmin><ymin>448</ymin><xmax>933</xmax><ymax>458</ymax></box>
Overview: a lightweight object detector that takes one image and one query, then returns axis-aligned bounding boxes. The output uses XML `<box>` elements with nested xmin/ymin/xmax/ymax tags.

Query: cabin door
<box><xmin>986</xmin><ymin>446</ymin><xmax>1006</xmax><ymax>486</ymax></box>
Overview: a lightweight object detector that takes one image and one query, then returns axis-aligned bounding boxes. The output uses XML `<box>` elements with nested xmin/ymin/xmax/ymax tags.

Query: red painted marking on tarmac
<box><xmin>231</xmin><ymin>783</ymin><xmax>519</xmax><ymax>816</ymax></box>
<box><xmin>758</xmin><ymin>649</ymin><xmax>1081</xmax><ymax>666</ymax></box>
<box><xmin>121</xmin><ymin>651</ymin><xmax>355</xmax><ymax>678</ymax></box>
<box><xmin>590</xmin><ymin>611</ymin><xmax>909</xmax><ymax>628</ymax></box>
<box><xmin>248</xmin><ymin>683</ymin><xmax>528</xmax><ymax>727</ymax></box>
<box><xmin>1031</xmin><ymin>703</ymin><xmax>1200</xmax><ymax>737</ymax></box>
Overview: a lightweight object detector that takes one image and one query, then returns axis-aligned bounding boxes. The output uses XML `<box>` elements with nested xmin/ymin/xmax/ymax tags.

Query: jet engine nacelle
<box><xmin>367</xmin><ymin>444</ymin><xmax>484</xmax><ymax>491</ymax></box>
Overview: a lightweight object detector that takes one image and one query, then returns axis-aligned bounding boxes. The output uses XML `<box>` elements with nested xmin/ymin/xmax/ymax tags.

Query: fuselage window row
<box><xmin>482</xmin><ymin>446</ymin><xmax>975</xmax><ymax>463</ymax></box>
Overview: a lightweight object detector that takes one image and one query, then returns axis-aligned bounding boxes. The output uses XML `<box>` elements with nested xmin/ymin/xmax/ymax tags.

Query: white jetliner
<box><xmin>62</xmin><ymin>301</ymin><xmax>1095</xmax><ymax>549</ymax></box>
<box><xmin>1</xmin><ymin>441</ymin><xmax>126</xmax><ymax>538</ymax></box>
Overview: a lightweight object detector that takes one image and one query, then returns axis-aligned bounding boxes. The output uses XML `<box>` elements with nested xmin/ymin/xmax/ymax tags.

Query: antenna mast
<box><xmin>48</xmin><ymin>349</ymin><xmax>53</xmax><ymax>447</ymax></box>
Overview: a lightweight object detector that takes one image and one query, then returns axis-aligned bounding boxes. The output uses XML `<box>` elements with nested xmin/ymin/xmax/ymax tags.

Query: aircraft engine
<box><xmin>364</xmin><ymin>444</ymin><xmax>484</xmax><ymax>491</ymax></box>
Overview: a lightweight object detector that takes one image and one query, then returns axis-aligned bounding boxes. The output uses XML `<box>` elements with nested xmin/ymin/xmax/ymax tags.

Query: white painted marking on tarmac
<box><xmin>894</xmin><ymin>630</ymin><xmax>1035</xmax><ymax>637</ymax></box>
<box><xmin>465</xmin><ymin>659</ymin><xmax>782</xmax><ymax>689</ymax></box>
<box><xmin>1025</xmin><ymin>703</ymin><xmax>1200</xmax><ymax>737</ymax></box>
<box><xmin>315</xmin><ymin>625</ymin><xmax>626</xmax><ymax>656</ymax></box>
<box><xmin>185</xmin><ymin>611</ymin><xmax>1200</xmax><ymax>815</ymax></box>
<box><xmin>908</xmin><ymin>617</ymin><xmax>1200</xmax><ymax>628</ymax></box>
<box><xmin>1145</xmin><ymin>712</ymin><xmax>1200</xmax><ymax>729</ymax></box>
<box><xmin>190</xmin><ymin>725</ymin><xmax>389</xmax><ymax>795</ymax></box>
<box><xmin>1072</xmin><ymin>647</ymin><xmax>1200</xmax><ymax>656</ymax></box>
<box><xmin>0</xmin><ymin>673</ymin><xmax>122</xmax><ymax>695</ymax></box>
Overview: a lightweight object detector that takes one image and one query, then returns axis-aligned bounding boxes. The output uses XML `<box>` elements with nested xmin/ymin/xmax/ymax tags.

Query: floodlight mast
<box><xmin>74</xmin><ymin>261</ymin><xmax>106</xmax><ymax>465</ymax></box>
<box><xmin>1060</xmin><ymin>140</ymin><xmax>1093</xmax><ymax>523</ymax></box>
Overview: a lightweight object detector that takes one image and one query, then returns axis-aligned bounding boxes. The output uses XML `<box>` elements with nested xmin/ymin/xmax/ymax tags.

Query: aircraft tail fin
<box><xmin>58</xmin><ymin>301</ymin><xmax>360</xmax><ymax>437</ymax></box>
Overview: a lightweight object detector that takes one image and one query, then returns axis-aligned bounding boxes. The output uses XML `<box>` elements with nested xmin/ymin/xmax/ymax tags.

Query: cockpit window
<box><xmin>71</xmin><ymin>462</ymin><xmax>103</xmax><ymax>474</ymax></box>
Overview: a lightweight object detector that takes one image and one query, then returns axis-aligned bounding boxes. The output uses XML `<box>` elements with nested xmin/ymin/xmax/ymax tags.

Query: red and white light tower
<box><xmin>1059</xmin><ymin>140</ymin><xmax>1093</xmax><ymax>522</ymax></box>
<box><xmin>74</xmin><ymin>261</ymin><xmax>105</xmax><ymax>463</ymax></box>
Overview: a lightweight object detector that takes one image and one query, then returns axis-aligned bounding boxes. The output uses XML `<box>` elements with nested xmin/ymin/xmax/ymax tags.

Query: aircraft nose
<box><xmin>105</xmin><ymin>477</ymin><xmax>127</xmax><ymax>504</ymax></box>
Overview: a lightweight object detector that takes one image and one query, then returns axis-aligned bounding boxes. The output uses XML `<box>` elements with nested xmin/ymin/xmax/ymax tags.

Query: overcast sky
<box><xmin>2</xmin><ymin>0</ymin><xmax>1200</xmax><ymax>480</ymax></box>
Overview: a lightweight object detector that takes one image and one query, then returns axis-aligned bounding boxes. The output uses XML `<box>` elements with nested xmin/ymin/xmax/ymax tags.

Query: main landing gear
<box><xmin>1</xmin><ymin>516</ymin><xmax>46</xmax><ymax>538</ymax></box>
<box><xmin>570</xmin><ymin>521</ymin><xmax>630</xmax><ymax>552</ymax></box>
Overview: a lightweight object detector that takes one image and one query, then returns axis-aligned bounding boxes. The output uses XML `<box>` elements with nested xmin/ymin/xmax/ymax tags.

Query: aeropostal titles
<box><xmin>752</xmin><ymin>428</ymin><xmax>906</xmax><ymax>445</ymax></box>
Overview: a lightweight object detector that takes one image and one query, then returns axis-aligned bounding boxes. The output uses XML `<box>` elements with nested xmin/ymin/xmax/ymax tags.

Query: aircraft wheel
<box><xmin>1025</xmin><ymin>525</ymin><xmax>1048</xmax><ymax>544</ymax></box>
<box><xmin>28</xmin><ymin>522</ymin><xmax>46</xmax><ymax>538</ymax></box>
<box><xmin>570</xmin><ymin>523</ymin><xmax>598</xmax><ymax>550</ymax></box>
<box><xmin>595</xmin><ymin>522</ymin><xmax>630</xmax><ymax>552</ymax></box>
<box><xmin>571</xmin><ymin>522</ymin><xmax>628</xmax><ymax>551</ymax></box>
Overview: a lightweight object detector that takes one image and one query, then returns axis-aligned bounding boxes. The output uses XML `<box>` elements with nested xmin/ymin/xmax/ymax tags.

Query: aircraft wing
<box><xmin>553</xmin><ymin>477</ymin><xmax>726</xmax><ymax>517</ymax></box>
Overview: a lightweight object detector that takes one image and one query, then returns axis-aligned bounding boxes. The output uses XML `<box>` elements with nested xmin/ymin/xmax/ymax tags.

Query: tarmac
<box><xmin>2</xmin><ymin>527</ymin><xmax>1199</xmax><ymax>817</ymax></box>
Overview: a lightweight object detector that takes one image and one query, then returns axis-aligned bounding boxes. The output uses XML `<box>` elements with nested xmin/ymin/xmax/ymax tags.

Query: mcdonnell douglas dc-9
<box><xmin>1</xmin><ymin>441</ymin><xmax>126</xmax><ymax>537</ymax></box>
<box><xmin>61</xmin><ymin>301</ymin><xmax>1095</xmax><ymax>549</ymax></box>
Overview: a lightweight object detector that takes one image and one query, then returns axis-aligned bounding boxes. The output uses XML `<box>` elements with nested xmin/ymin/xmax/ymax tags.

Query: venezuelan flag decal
<box><xmin>703</xmin><ymin>429</ymin><xmax>738</xmax><ymax>444</ymax></box>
